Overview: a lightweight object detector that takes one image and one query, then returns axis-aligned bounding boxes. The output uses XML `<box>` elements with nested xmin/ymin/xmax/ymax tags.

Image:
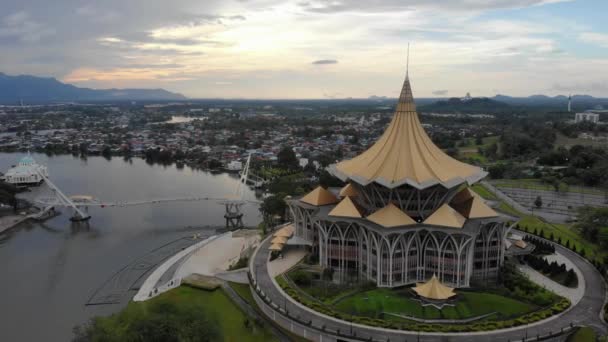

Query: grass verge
<box><xmin>566</xmin><ymin>326</ymin><xmax>596</xmax><ymax>342</ymax></box>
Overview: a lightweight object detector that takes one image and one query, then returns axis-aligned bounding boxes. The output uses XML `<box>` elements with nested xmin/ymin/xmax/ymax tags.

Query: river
<box><xmin>0</xmin><ymin>153</ymin><xmax>261</xmax><ymax>341</ymax></box>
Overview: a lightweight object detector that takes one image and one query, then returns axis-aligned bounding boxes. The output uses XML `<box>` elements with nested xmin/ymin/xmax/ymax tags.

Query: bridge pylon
<box><xmin>35</xmin><ymin>170</ymin><xmax>91</xmax><ymax>221</ymax></box>
<box><xmin>224</xmin><ymin>202</ymin><xmax>244</xmax><ymax>229</ymax></box>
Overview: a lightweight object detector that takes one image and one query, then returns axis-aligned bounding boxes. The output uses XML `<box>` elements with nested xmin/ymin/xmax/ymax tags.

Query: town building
<box><xmin>287</xmin><ymin>70</ymin><xmax>508</xmax><ymax>288</ymax></box>
<box><xmin>2</xmin><ymin>155</ymin><xmax>48</xmax><ymax>185</ymax></box>
<box><xmin>575</xmin><ymin>112</ymin><xmax>600</xmax><ymax>124</ymax></box>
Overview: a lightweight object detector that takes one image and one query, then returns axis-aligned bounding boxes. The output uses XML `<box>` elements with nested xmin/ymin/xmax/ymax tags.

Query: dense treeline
<box><xmin>523</xmin><ymin>254</ymin><xmax>578</xmax><ymax>287</ymax></box>
<box><xmin>576</xmin><ymin>206</ymin><xmax>608</xmax><ymax>248</ymax></box>
<box><xmin>537</xmin><ymin>145</ymin><xmax>608</xmax><ymax>187</ymax></box>
<box><xmin>524</xmin><ymin>235</ymin><xmax>556</xmax><ymax>255</ymax></box>
<box><xmin>72</xmin><ymin>297</ymin><xmax>220</xmax><ymax>342</ymax></box>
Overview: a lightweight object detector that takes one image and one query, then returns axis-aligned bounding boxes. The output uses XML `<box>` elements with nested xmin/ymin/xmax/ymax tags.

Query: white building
<box><xmin>226</xmin><ymin>160</ymin><xmax>243</xmax><ymax>172</ymax></box>
<box><xmin>2</xmin><ymin>155</ymin><xmax>48</xmax><ymax>185</ymax></box>
<box><xmin>575</xmin><ymin>112</ymin><xmax>600</xmax><ymax>124</ymax></box>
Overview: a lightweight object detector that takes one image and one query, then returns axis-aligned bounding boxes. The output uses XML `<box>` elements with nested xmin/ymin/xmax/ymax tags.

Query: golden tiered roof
<box><xmin>339</xmin><ymin>183</ymin><xmax>358</xmax><ymax>197</ymax></box>
<box><xmin>423</xmin><ymin>203</ymin><xmax>466</xmax><ymax>228</ymax></box>
<box><xmin>269</xmin><ymin>243</ymin><xmax>284</xmax><ymax>251</ymax></box>
<box><xmin>450</xmin><ymin>188</ymin><xmax>498</xmax><ymax>219</ymax></box>
<box><xmin>300</xmin><ymin>186</ymin><xmax>339</xmax><ymax>206</ymax></box>
<box><xmin>366</xmin><ymin>203</ymin><xmax>416</xmax><ymax>228</ymax></box>
<box><xmin>271</xmin><ymin>236</ymin><xmax>288</xmax><ymax>244</ymax></box>
<box><xmin>273</xmin><ymin>224</ymin><xmax>294</xmax><ymax>238</ymax></box>
<box><xmin>330</xmin><ymin>73</ymin><xmax>486</xmax><ymax>190</ymax></box>
<box><xmin>413</xmin><ymin>274</ymin><xmax>456</xmax><ymax>300</ymax></box>
<box><xmin>269</xmin><ymin>224</ymin><xmax>295</xmax><ymax>251</ymax></box>
<box><xmin>329</xmin><ymin>196</ymin><xmax>363</xmax><ymax>218</ymax></box>
<box><xmin>514</xmin><ymin>240</ymin><xmax>528</xmax><ymax>249</ymax></box>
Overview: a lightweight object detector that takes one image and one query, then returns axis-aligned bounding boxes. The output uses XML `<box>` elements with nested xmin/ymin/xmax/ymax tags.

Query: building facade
<box><xmin>287</xmin><ymin>71</ymin><xmax>508</xmax><ymax>288</ymax></box>
<box><xmin>2</xmin><ymin>155</ymin><xmax>48</xmax><ymax>185</ymax></box>
<box><xmin>575</xmin><ymin>112</ymin><xmax>600</xmax><ymax>124</ymax></box>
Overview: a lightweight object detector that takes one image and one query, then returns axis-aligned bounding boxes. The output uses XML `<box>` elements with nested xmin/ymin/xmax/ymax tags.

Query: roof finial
<box><xmin>406</xmin><ymin>42</ymin><xmax>410</xmax><ymax>79</ymax></box>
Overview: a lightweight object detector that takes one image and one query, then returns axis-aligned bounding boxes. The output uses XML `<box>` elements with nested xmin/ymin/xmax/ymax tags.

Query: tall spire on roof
<box><xmin>397</xmin><ymin>43</ymin><xmax>416</xmax><ymax>113</ymax></box>
<box><xmin>406</xmin><ymin>42</ymin><xmax>410</xmax><ymax>79</ymax></box>
<box><xmin>329</xmin><ymin>45</ymin><xmax>487</xmax><ymax>190</ymax></box>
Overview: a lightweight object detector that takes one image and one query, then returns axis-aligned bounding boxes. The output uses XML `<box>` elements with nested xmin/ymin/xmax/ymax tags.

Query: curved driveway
<box><xmin>252</xmin><ymin>231</ymin><xmax>607</xmax><ymax>342</ymax></box>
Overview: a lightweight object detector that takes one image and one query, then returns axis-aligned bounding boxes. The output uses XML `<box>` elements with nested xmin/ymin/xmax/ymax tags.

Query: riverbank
<box><xmin>0</xmin><ymin>214</ymin><xmax>28</xmax><ymax>234</ymax></box>
<box><xmin>0</xmin><ymin>153</ymin><xmax>262</xmax><ymax>342</ymax></box>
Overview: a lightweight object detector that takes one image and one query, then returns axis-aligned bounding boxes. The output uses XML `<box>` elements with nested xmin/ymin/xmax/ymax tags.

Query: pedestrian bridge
<box><xmin>31</xmin><ymin>153</ymin><xmax>261</xmax><ymax>224</ymax></box>
<box><xmin>34</xmin><ymin>195</ymin><xmax>258</xmax><ymax>208</ymax></box>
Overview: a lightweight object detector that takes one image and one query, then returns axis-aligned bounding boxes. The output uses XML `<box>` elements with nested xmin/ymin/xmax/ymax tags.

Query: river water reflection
<box><xmin>0</xmin><ymin>153</ymin><xmax>260</xmax><ymax>341</ymax></box>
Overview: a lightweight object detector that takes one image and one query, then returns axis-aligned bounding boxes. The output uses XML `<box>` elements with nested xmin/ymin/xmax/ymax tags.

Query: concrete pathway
<box><xmin>216</xmin><ymin>269</ymin><xmax>249</xmax><ymax>284</ymax></box>
<box><xmin>518</xmin><ymin>254</ymin><xmax>585</xmax><ymax>305</ymax></box>
<box><xmin>268</xmin><ymin>248</ymin><xmax>307</xmax><ymax>277</ymax></box>
<box><xmin>133</xmin><ymin>234</ymin><xmax>221</xmax><ymax>301</ymax></box>
<box><xmin>175</xmin><ymin>230</ymin><xmax>259</xmax><ymax>278</ymax></box>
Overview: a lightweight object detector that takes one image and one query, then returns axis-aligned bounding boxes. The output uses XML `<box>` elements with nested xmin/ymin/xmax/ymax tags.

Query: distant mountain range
<box><xmin>418</xmin><ymin>97</ymin><xmax>512</xmax><ymax>114</ymax></box>
<box><xmin>368</xmin><ymin>94</ymin><xmax>608</xmax><ymax>111</ymax></box>
<box><xmin>0</xmin><ymin>72</ymin><xmax>186</xmax><ymax>104</ymax></box>
<box><xmin>492</xmin><ymin>94</ymin><xmax>607</xmax><ymax>107</ymax></box>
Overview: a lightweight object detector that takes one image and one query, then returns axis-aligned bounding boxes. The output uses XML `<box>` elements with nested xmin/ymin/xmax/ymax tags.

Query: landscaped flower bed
<box><xmin>275</xmin><ymin>265</ymin><xmax>571</xmax><ymax>333</ymax></box>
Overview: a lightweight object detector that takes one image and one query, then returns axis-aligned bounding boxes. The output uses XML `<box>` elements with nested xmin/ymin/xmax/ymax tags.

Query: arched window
<box><xmin>441</xmin><ymin>237</ymin><xmax>457</xmax><ymax>285</ymax></box>
<box><xmin>422</xmin><ymin>233</ymin><xmax>439</xmax><ymax>279</ymax></box>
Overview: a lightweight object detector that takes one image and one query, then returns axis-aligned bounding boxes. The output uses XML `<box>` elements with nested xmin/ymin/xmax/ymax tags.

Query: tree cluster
<box><xmin>576</xmin><ymin>206</ymin><xmax>608</xmax><ymax>248</ymax></box>
<box><xmin>538</xmin><ymin>145</ymin><xmax>608</xmax><ymax>187</ymax></box>
<box><xmin>523</xmin><ymin>254</ymin><xmax>577</xmax><ymax>287</ymax></box>
<box><xmin>73</xmin><ymin>300</ymin><xmax>220</xmax><ymax>342</ymax></box>
<box><xmin>523</xmin><ymin>235</ymin><xmax>555</xmax><ymax>255</ymax></box>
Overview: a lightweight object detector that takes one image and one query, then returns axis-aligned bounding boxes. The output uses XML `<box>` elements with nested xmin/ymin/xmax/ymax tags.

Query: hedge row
<box><xmin>277</xmin><ymin>278</ymin><xmax>571</xmax><ymax>333</ymax></box>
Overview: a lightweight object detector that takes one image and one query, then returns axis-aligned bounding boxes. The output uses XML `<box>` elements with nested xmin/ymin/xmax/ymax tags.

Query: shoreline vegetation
<box><xmin>73</xmin><ymin>285</ymin><xmax>278</xmax><ymax>342</ymax></box>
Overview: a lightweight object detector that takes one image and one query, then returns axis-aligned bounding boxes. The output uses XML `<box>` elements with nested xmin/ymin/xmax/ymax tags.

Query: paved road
<box><xmin>252</xmin><ymin>232</ymin><xmax>607</xmax><ymax>342</ymax></box>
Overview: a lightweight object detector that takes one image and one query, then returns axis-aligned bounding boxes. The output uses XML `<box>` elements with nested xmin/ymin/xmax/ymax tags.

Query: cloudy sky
<box><xmin>1</xmin><ymin>0</ymin><xmax>607</xmax><ymax>98</ymax></box>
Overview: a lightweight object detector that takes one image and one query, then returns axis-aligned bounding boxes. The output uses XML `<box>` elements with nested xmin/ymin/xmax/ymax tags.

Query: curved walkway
<box><xmin>251</xmin><ymin>232</ymin><xmax>607</xmax><ymax>341</ymax></box>
<box><xmin>518</xmin><ymin>252</ymin><xmax>584</xmax><ymax>305</ymax></box>
<box><xmin>133</xmin><ymin>233</ymin><xmax>222</xmax><ymax>301</ymax></box>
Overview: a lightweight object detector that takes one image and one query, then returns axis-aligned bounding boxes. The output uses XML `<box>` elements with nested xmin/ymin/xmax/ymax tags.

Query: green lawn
<box><xmin>567</xmin><ymin>326</ymin><xmax>597</xmax><ymax>342</ymax></box>
<box><xmin>229</xmin><ymin>282</ymin><xmax>310</xmax><ymax>342</ymax></box>
<box><xmin>230</xmin><ymin>282</ymin><xmax>256</xmax><ymax>306</ymax></box>
<box><xmin>333</xmin><ymin>288</ymin><xmax>537</xmax><ymax>321</ymax></box>
<box><xmin>457</xmin><ymin>136</ymin><xmax>499</xmax><ymax>164</ymax></box>
<box><xmin>518</xmin><ymin>215</ymin><xmax>607</xmax><ymax>262</ymax></box>
<box><xmin>160</xmin><ymin>286</ymin><xmax>277</xmax><ymax>342</ymax></box>
<box><xmin>498</xmin><ymin>202</ymin><xmax>524</xmax><ymax>217</ymax></box>
<box><xmin>471</xmin><ymin>183</ymin><xmax>498</xmax><ymax>200</ymax></box>
<box><xmin>88</xmin><ymin>286</ymin><xmax>278</xmax><ymax>342</ymax></box>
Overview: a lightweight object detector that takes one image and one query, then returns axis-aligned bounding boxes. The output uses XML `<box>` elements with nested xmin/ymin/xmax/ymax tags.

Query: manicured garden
<box><xmin>333</xmin><ymin>287</ymin><xmax>536</xmax><ymax>321</ymax></box>
<box><xmin>277</xmin><ymin>261</ymin><xmax>570</xmax><ymax>333</ymax></box>
<box><xmin>285</xmin><ymin>267</ymin><xmax>371</xmax><ymax>304</ymax></box>
<box><xmin>73</xmin><ymin>285</ymin><xmax>278</xmax><ymax>342</ymax></box>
